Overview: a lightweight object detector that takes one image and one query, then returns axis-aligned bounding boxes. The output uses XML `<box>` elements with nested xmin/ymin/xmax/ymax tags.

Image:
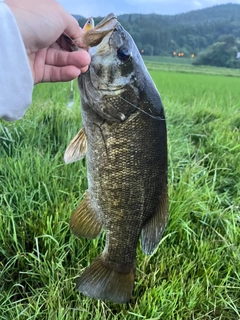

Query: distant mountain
<box><xmin>72</xmin><ymin>14</ymin><xmax>85</xmax><ymax>21</ymax></box>
<box><xmin>164</xmin><ymin>3</ymin><xmax>240</xmax><ymax>26</ymax></box>
<box><xmin>117</xmin><ymin>3</ymin><xmax>240</xmax><ymax>28</ymax></box>
<box><xmin>73</xmin><ymin>4</ymin><xmax>240</xmax><ymax>57</ymax></box>
<box><xmin>74</xmin><ymin>3</ymin><xmax>240</xmax><ymax>26</ymax></box>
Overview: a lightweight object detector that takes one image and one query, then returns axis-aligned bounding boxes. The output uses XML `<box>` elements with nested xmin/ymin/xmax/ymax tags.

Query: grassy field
<box><xmin>143</xmin><ymin>55</ymin><xmax>194</xmax><ymax>65</ymax></box>
<box><xmin>0</xmin><ymin>63</ymin><xmax>240</xmax><ymax>319</ymax></box>
<box><xmin>143</xmin><ymin>55</ymin><xmax>240</xmax><ymax>77</ymax></box>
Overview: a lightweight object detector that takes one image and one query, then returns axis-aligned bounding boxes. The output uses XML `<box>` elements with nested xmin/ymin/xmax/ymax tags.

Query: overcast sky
<box><xmin>58</xmin><ymin>0</ymin><xmax>240</xmax><ymax>18</ymax></box>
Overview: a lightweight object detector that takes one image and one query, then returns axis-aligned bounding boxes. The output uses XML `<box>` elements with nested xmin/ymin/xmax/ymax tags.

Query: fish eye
<box><xmin>117</xmin><ymin>47</ymin><xmax>131</xmax><ymax>62</ymax></box>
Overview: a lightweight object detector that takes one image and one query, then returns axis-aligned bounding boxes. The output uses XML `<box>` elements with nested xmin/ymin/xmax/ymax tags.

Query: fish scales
<box><xmin>64</xmin><ymin>13</ymin><xmax>168</xmax><ymax>303</ymax></box>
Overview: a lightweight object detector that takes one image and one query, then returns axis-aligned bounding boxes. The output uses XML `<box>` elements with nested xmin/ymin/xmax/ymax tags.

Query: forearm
<box><xmin>0</xmin><ymin>1</ymin><xmax>33</xmax><ymax>121</ymax></box>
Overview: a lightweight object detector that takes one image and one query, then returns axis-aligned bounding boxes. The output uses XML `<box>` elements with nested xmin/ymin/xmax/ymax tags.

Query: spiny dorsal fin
<box><xmin>141</xmin><ymin>184</ymin><xmax>168</xmax><ymax>254</ymax></box>
<box><xmin>76</xmin><ymin>255</ymin><xmax>135</xmax><ymax>303</ymax></box>
<box><xmin>64</xmin><ymin>128</ymin><xmax>87</xmax><ymax>164</ymax></box>
<box><xmin>70</xmin><ymin>191</ymin><xmax>103</xmax><ymax>239</ymax></box>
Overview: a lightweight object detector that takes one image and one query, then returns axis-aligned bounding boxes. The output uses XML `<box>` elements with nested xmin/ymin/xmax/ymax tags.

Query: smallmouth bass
<box><xmin>64</xmin><ymin>13</ymin><xmax>168</xmax><ymax>303</ymax></box>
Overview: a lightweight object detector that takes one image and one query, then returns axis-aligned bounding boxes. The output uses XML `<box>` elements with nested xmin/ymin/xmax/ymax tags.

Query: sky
<box><xmin>58</xmin><ymin>0</ymin><xmax>240</xmax><ymax>18</ymax></box>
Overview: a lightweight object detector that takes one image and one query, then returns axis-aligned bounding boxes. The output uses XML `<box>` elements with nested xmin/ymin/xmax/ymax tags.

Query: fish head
<box><xmin>88</xmin><ymin>23</ymin><xmax>137</xmax><ymax>88</ymax></box>
<box><xmin>79</xmin><ymin>15</ymin><xmax>160</xmax><ymax>123</ymax></box>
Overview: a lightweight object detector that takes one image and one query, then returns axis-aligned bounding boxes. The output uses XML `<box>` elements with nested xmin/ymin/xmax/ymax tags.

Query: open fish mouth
<box><xmin>63</xmin><ymin>13</ymin><xmax>118</xmax><ymax>51</ymax></box>
<box><xmin>92</xmin><ymin>13</ymin><xmax>118</xmax><ymax>34</ymax></box>
<box><xmin>84</xmin><ymin>13</ymin><xmax>118</xmax><ymax>48</ymax></box>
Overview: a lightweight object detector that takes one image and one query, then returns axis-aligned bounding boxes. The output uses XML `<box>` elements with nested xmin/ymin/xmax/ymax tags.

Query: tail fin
<box><xmin>76</xmin><ymin>256</ymin><xmax>135</xmax><ymax>303</ymax></box>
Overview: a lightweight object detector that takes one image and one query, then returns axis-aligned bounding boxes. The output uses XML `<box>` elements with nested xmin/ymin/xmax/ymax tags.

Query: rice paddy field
<box><xmin>0</xmin><ymin>61</ymin><xmax>240</xmax><ymax>319</ymax></box>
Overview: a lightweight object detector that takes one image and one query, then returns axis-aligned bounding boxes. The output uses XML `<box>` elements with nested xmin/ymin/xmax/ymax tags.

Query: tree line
<box><xmin>76</xmin><ymin>3</ymin><xmax>240</xmax><ymax>68</ymax></box>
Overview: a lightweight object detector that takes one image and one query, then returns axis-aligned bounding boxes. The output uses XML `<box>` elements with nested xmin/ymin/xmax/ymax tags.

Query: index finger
<box><xmin>61</xmin><ymin>9</ymin><xmax>84</xmax><ymax>40</ymax></box>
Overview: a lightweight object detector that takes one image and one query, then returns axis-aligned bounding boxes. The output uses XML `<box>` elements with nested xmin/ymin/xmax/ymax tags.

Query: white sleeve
<box><xmin>0</xmin><ymin>1</ymin><xmax>34</xmax><ymax>121</ymax></box>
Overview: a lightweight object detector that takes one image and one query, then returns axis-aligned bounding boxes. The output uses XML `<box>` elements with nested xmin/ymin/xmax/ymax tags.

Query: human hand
<box><xmin>5</xmin><ymin>0</ymin><xmax>91</xmax><ymax>84</ymax></box>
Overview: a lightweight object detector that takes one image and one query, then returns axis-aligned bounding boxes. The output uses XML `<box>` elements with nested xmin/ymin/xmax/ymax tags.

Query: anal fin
<box><xmin>70</xmin><ymin>191</ymin><xmax>102</xmax><ymax>239</ymax></box>
<box><xmin>76</xmin><ymin>255</ymin><xmax>135</xmax><ymax>303</ymax></box>
<box><xmin>64</xmin><ymin>127</ymin><xmax>87</xmax><ymax>164</ymax></box>
<box><xmin>142</xmin><ymin>185</ymin><xmax>168</xmax><ymax>254</ymax></box>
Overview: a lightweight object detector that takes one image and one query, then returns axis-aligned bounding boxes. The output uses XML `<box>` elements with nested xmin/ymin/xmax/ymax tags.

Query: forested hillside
<box><xmin>75</xmin><ymin>4</ymin><xmax>240</xmax><ymax>58</ymax></box>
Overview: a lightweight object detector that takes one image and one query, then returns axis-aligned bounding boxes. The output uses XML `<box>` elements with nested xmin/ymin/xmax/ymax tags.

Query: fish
<box><xmin>64</xmin><ymin>13</ymin><xmax>168</xmax><ymax>304</ymax></box>
<box><xmin>83</xmin><ymin>17</ymin><xmax>95</xmax><ymax>31</ymax></box>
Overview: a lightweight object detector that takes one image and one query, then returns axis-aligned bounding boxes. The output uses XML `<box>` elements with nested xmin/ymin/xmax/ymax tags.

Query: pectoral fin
<box><xmin>70</xmin><ymin>191</ymin><xmax>103</xmax><ymax>239</ymax></box>
<box><xmin>64</xmin><ymin>128</ymin><xmax>87</xmax><ymax>164</ymax></box>
<box><xmin>141</xmin><ymin>185</ymin><xmax>168</xmax><ymax>255</ymax></box>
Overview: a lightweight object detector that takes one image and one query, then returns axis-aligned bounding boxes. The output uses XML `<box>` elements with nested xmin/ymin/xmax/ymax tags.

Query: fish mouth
<box><xmin>83</xmin><ymin>13</ymin><xmax>119</xmax><ymax>48</ymax></box>
<box><xmin>93</xmin><ymin>13</ymin><xmax>118</xmax><ymax>33</ymax></box>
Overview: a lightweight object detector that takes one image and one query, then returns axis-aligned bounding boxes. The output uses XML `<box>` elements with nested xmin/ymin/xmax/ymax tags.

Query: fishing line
<box><xmin>91</xmin><ymin>68</ymin><xmax>164</xmax><ymax>121</ymax></box>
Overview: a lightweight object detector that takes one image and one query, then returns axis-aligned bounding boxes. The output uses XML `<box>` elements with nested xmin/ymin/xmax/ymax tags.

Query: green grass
<box><xmin>143</xmin><ymin>55</ymin><xmax>240</xmax><ymax>77</ymax></box>
<box><xmin>143</xmin><ymin>55</ymin><xmax>194</xmax><ymax>65</ymax></box>
<box><xmin>0</xmin><ymin>65</ymin><xmax>240</xmax><ymax>319</ymax></box>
